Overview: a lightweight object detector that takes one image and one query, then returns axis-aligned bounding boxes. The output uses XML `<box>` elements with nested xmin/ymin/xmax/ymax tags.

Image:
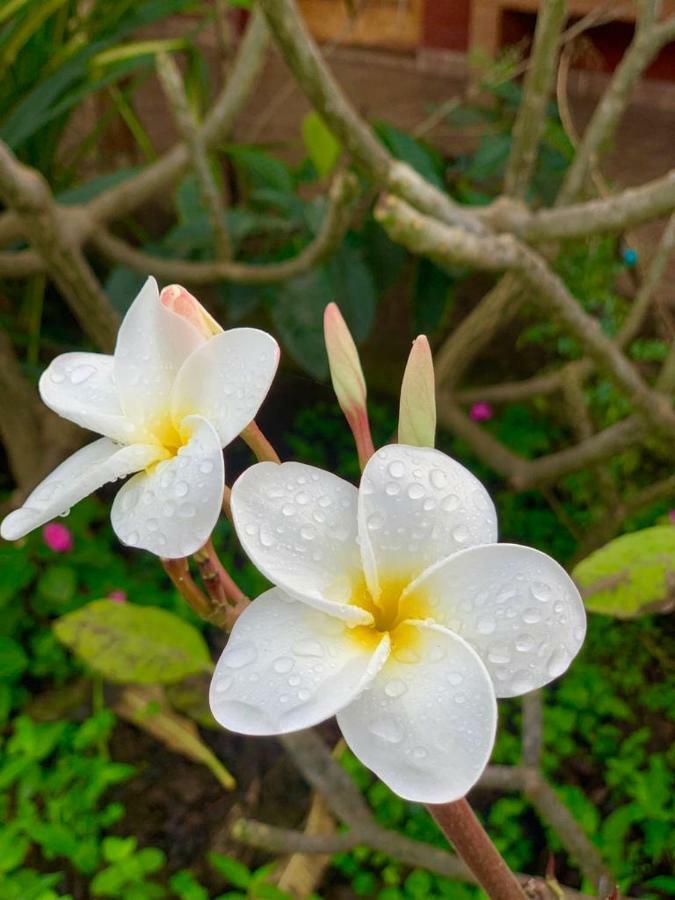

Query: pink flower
<box><xmin>108</xmin><ymin>590</ymin><xmax>127</xmax><ymax>603</ymax></box>
<box><xmin>42</xmin><ymin>522</ymin><xmax>73</xmax><ymax>553</ymax></box>
<box><xmin>470</xmin><ymin>402</ymin><xmax>493</xmax><ymax>422</ymax></box>
<box><xmin>668</xmin><ymin>509</ymin><xmax>675</xmax><ymax>525</ymax></box>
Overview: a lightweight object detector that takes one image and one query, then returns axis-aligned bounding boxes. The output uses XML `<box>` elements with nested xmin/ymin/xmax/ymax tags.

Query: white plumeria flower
<box><xmin>1</xmin><ymin>278</ymin><xmax>279</xmax><ymax>559</ymax></box>
<box><xmin>210</xmin><ymin>444</ymin><xmax>586</xmax><ymax>803</ymax></box>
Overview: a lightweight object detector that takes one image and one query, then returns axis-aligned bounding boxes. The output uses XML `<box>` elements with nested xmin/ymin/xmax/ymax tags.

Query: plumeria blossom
<box><xmin>1</xmin><ymin>279</ymin><xmax>279</xmax><ymax>558</ymax></box>
<box><xmin>210</xmin><ymin>444</ymin><xmax>586</xmax><ymax>803</ymax></box>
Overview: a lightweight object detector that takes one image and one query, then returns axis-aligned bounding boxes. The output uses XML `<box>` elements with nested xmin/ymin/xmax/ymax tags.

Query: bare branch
<box><xmin>0</xmin><ymin>142</ymin><xmax>119</xmax><ymax>351</ymax></box>
<box><xmin>156</xmin><ymin>52</ymin><xmax>232</xmax><ymax>260</ymax></box>
<box><xmin>376</xmin><ymin>195</ymin><xmax>675</xmax><ymax>440</ymax></box>
<box><xmin>256</xmin><ymin>0</ymin><xmax>482</xmax><ymax>233</ymax></box>
<box><xmin>504</xmin><ymin>0</ymin><xmax>568</xmax><ymax>198</ymax></box>
<box><xmin>522</xmin><ymin>692</ymin><xmax>544</xmax><ymax>768</ymax></box>
<box><xmin>0</xmin><ymin>331</ymin><xmax>47</xmax><ymax>487</ymax></box>
<box><xmin>557</xmin><ymin>1</ymin><xmax>672</xmax><ymax>204</ymax></box>
<box><xmin>91</xmin><ymin>170</ymin><xmax>357</xmax><ymax>284</ymax></box>
<box><xmin>88</xmin><ymin>9</ymin><xmax>270</xmax><ymax>224</ymax></box>
<box><xmin>0</xmin><ymin>248</ymin><xmax>44</xmax><ymax>277</ymax></box>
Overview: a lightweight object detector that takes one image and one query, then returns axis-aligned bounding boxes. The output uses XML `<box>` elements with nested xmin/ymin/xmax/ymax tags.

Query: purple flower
<box><xmin>42</xmin><ymin>522</ymin><xmax>73</xmax><ymax>553</ymax></box>
<box><xmin>470</xmin><ymin>402</ymin><xmax>493</xmax><ymax>422</ymax></box>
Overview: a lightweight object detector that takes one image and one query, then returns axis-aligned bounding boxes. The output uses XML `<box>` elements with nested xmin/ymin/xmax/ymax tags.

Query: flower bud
<box><xmin>470</xmin><ymin>402</ymin><xmax>493</xmax><ymax>422</ymax></box>
<box><xmin>323</xmin><ymin>303</ymin><xmax>367</xmax><ymax>417</ymax></box>
<box><xmin>160</xmin><ymin>284</ymin><xmax>222</xmax><ymax>339</ymax></box>
<box><xmin>398</xmin><ymin>335</ymin><xmax>436</xmax><ymax>448</ymax></box>
<box><xmin>42</xmin><ymin>522</ymin><xmax>73</xmax><ymax>553</ymax></box>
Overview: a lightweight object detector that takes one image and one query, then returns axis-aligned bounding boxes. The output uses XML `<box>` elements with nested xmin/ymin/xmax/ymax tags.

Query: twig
<box><xmin>90</xmin><ymin>170</ymin><xmax>358</xmax><ymax>284</ymax></box>
<box><xmin>504</xmin><ymin>0</ymin><xmax>568</xmax><ymax>199</ymax></box>
<box><xmin>193</xmin><ymin>538</ymin><xmax>247</xmax><ymax>607</ymax></box>
<box><xmin>240</xmin><ymin>420</ymin><xmax>281</xmax><ymax>464</ymax></box>
<box><xmin>156</xmin><ymin>51</ymin><xmax>232</xmax><ymax>260</ymax></box>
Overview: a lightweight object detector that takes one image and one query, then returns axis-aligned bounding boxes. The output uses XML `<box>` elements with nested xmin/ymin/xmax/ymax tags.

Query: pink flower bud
<box><xmin>160</xmin><ymin>284</ymin><xmax>222</xmax><ymax>339</ymax></box>
<box><xmin>42</xmin><ymin>522</ymin><xmax>73</xmax><ymax>553</ymax></box>
<box><xmin>470</xmin><ymin>402</ymin><xmax>493</xmax><ymax>422</ymax></box>
<box><xmin>323</xmin><ymin>303</ymin><xmax>367</xmax><ymax>416</ymax></box>
<box><xmin>108</xmin><ymin>590</ymin><xmax>127</xmax><ymax>603</ymax></box>
<box><xmin>398</xmin><ymin>335</ymin><xmax>436</xmax><ymax>447</ymax></box>
<box><xmin>668</xmin><ymin>509</ymin><xmax>675</xmax><ymax>525</ymax></box>
<box><xmin>323</xmin><ymin>303</ymin><xmax>374</xmax><ymax>469</ymax></box>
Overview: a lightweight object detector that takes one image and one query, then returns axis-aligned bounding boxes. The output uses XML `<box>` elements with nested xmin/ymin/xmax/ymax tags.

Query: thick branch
<box><xmin>558</xmin><ymin>3</ymin><xmax>675</xmax><ymax>204</ymax></box>
<box><xmin>156</xmin><ymin>52</ymin><xmax>232</xmax><ymax>260</ymax></box>
<box><xmin>0</xmin><ymin>331</ymin><xmax>47</xmax><ymax>487</ymax></box>
<box><xmin>91</xmin><ymin>170</ymin><xmax>357</xmax><ymax>284</ymax></box>
<box><xmin>504</xmin><ymin>0</ymin><xmax>567</xmax><ymax>198</ymax></box>
<box><xmin>88</xmin><ymin>9</ymin><xmax>269</xmax><ymax>225</ymax></box>
<box><xmin>256</xmin><ymin>0</ymin><xmax>482</xmax><ymax>233</ymax></box>
<box><xmin>376</xmin><ymin>195</ymin><xmax>675</xmax><ymax>440</ymax></box>
<box><xmin>0</xmin><ymin>142</ymin><xmax>119</xmax><ymax>351</ymax></box>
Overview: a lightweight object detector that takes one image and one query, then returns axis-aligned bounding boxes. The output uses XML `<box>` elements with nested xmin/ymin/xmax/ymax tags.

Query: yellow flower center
<box><xmin>348</xmin><ymin>573</ymin><xmax>432</xmax><ymax>657</ymax></box>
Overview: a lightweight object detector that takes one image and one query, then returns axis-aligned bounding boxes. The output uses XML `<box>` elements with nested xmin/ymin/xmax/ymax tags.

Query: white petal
<box><xmin>337</xmin><ymin>621</ymin><xmax>496</xmax><ymax>803</ymax></box>
<box><xmin>39</xmin><ymin>352</ymin><xmax>140</xmax><ymax>444</ymax></box>
<box><xmin>358</xmin><ymin>445</ymin><xmax>497</xmax><ymax>589</ymax></box>
<box><xmin>171</xmin><ymin>328</ymin><xmax>279</xmax><ymax>447</ymax></box>
<box><xmin>210</xmin><ymin>587</ymin><xmax>389</xmax><ymax>735</ymax></box>
<box><xmin>110</xmin><ymin>415</ymin><xmax>224</xmax><ymax>558</ymax></box>
<box><xmin>231</xmin><ymin>462</ymin><xmax>370</xmax><ymax>624</ymax></box>
<box><xmin>410</xmin><ymin>544</ymin><xmax>586</xmax><ymax>698</ymax></box>
<box><xmin>0</xmin><ymin>439</ymin><xmax>163</xmax><ymax>541</ymax></box>
<box><xmin>114</xmin><ymin>277</ymin><xmax>205</xmax><ymax>431</ymax></box>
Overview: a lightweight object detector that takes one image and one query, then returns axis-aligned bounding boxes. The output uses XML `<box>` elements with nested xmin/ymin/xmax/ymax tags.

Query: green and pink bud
<box><xmin>323</xmin><ymin>303</ymin><xmax>374</xmax><ymax>469</ymax></box>
<box><xmin>398</xmin><ymin>335</ymin><xmax>436</xmax><ymax>448</ymax></box>
<box><xmin>160</xmin><ymin>284</ymin><xmax>222</xmax><ymax>339</ymax></box>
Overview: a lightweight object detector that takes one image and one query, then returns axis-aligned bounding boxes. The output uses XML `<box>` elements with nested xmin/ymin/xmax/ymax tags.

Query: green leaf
<box><xmin>375</xmin><ymin>121</ymin><xmax>444</xmax><ymax>190</ymax></box>
<box><xmin>573</xmin><ymin>526</ymin><xmax>675</xmax><ymax>618</ymax></box>
<box><xmin>412</xmin><ymin>257</ymin><xmax>456</xmax><ymax>335</ymax></box>
<box><xmin>0</xmin><ymin>637</ymin><xmax>28</xmax><ymax>680</ymax></box>
<box><xmin>208</xmin><ymin>853</ymin><xmax>252</xmax><ymax>889</ymax></box>
<box><xmin>302</xmin><ymin>111</ymin><xmax>341</xmax><ymax>178</ymax></box>
<box><xmin>0</xmin><ymin>545</ymin><xmax>35</xmax><ymax>607</ymax></box>
<box><xmin>53</xmin><ymin>600</ymin><xmax>212</xmax><ymax>683</ymax></box>
<box><xmin>37</xmin><ymin>565</ymin><xmax>77</xmax><ymax>609</ymax></box>
<box><xmin>270</xmin><ymin>267</ymin><xmax>333</xmax><ymax>379</ymax></box>
<box><xmin>329</xmin><ymin>240</ymin><xmax>377</xmax><ymax>343</ymax></box>
<box><xmin>226</xmin><ymin>145</ymin><xmax>294</xmax><ymax>194</ymax></box>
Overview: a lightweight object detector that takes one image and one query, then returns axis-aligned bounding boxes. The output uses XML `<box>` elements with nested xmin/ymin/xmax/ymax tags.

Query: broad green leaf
<box><xmin>302</xmin><ymin>111</ymin><xmax>341</xmax><ymax>178</ymax></box>
<box><xmin>329</xmin><ymin>240</ymin><xmax>377</xmax><ymax>343</ymax></box>
<box><xmin>573</xmin><ymin>526</ymin><xmax>675</xmax><ymax>618</ymax></box>
<box><xmin>0</xmin><ymin>545</ymin><xmax>35</xmax><ymax>607</ymax></box>
<box><xmin>270</xmin><ymin>267</ymin><xmax>333</xmax><ymax>379</ymax></box>
<box><xmin>226</xmin><ymin>145</ymin><xmax>294</xmax><ymax>194</ymax></box>
<box><xmin>114</xmin><ymin>685</ymin><xmax>235</xmax><ymax>790</ymax></box>
<box><xmin>375</xmin><ymin>120</ymin><xmax>444</xmax><ymax>190</ymax></box>
<box><xmin>208</xmin><ymin>853</ymin><xmax>252</xmax><ymax>890</ymax></box>
<box><xmin>54</xmin><ymin>600</ymin><xmax>212</xmax><ymax>683</ymax></box>
<box><xmin>0</xmin><ymin>637</ymin><xmax>28</xmax><ymax>680</ymax></box>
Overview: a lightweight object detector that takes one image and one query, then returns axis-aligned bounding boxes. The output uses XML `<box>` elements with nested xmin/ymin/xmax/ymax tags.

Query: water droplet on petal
<box><xmin>273</xmin><ymin>657</ymin><xmax>294</xmax><ymax>674</ymax></box>
<box><xmin>215</xmin><ymin>676</ymin><xmax>232</xmax><ymax>693</ymax></box>
<box><xmin>292</xmin><ymin>639</ymin><xmax>323</xmax><ymax>658</ymax></box>
<box><xmin>224</xmin><ymin>642</ymin><xmax>257</xmax><ymax>669</ymax></box>
<box><xmin>174</xmin><ymin>481</ymin><xmax>189</xmax><ymax>498</ymax></box>
<box><xmin>370</xmin><ymin>716</ymin><xmax>403</xmax><ymax>744</ymax></box>
<box><xmin>388</xmin><ymin>460</ymin><xmax>405</xmax><ymax>479</ymax></box>
<box><xmin>477</xmin><ymin>616</ymin><xmax>496</xmax><ymax>635</ymax></box>
<box><xmin>70</xmin><ymin>364</ymin><xmax>96</xmax><ymax>385</ymax></box>
<box><xmin>547</xmin><ymin>646</ymin><xmax>571</xmax><ymax>678</ymax></box>
<box><xmin>531</xmin><ymin>581</ymin><xmax>552</xmax><ymax>603</ymax></box>
<box><xmin>384</xmin><ymin>678</ymin><xmax>407</xmax><ymax>698</ymax></box>
<box><xmin>407</xmin><ymin>483</ymin><xmax>425</xmax><ymax>500</ymax></box>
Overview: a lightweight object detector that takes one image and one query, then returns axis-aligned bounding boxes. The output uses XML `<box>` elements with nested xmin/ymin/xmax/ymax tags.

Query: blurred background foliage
<box><xmin>0</xmin><ymin>1</ymin><xmax>673</xmax><ymax>899</ymax></box>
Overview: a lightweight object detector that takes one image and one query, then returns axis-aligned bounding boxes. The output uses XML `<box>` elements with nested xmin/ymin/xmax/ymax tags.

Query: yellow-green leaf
<box><xmin>54</xmin><ymin>600</ymin><xmax>212</xmax><ymax>684</ymax></box>
<box><xmin>573</xmin><ymin>526</ymin><xmax>675</xmax><ymax>618</ymax></box>
<box><xmin>302</xmin><ymin>111</ymin><xmax>341</xmax><ymax>178</ymax></box>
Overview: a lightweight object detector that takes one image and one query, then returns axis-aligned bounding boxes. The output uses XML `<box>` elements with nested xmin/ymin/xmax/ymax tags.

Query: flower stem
<box><xmin>427</xmin><ymin>798</ymin><xmax>526</xmax><ymax>900</ymax></box>
<box><xmin>347</xmin><ymin>407</ymin><xmax>375</xmax><ymax>470</ymax></box>
<box><xmin>241</xmin><ymin>420</ymin><xmax>281</xmax><ymax>463</ymax></box>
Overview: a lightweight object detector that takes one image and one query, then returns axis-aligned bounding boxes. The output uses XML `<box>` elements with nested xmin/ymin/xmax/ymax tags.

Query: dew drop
<box><xmin>70</xmin><ymin>364</ymin><xmax>96</xmax><ymax>384</ymax></box>
<box><xmin>178</xmin><ymin>502</ymin><xmax>196</xmax><ymax>518</ymax></box>
<box><xmin>273</xmin><ymin>656</ymin><xmax>294</xmax><ymax>674</ymax></box>
<box><xmin>476</xmin><ymin>616</ymin><xmax>496</xmax><ymax>635</ymax></box>
<box><xmin>452</xmin><ymin>524</ymin><xmax>469</xmax><ymax>542</ymax></box>
<box><xmin>531</xmin><ymin>581</ymin><xmax>552</xmax><ymax>603</ymax></box>
<box><xmin>523</xmin><ymin>607</ymin><xmax>541</xmax><ymax>625</ymax></box>
<box><xmin>126</xmin><ymin>530</ymin><xmax>139</xmax><ymax>545</ymax></box>
<box><xmin>407</xmin><ymin>483</ymin><xmax>425</xmax><ymax>500</ymax></box>
<box><xmin>413</xmin><ymin>746</ymin><xmax>428</xmax><ymax>760</ymax></box>
<box><xmin>384</xmin><ymin>678</ymin><xmax>407</xmax><ymax>698</ymax></box>
<box><xmin>516</xmin><ymin>633</ymin><xmax>534</xmax><ymax>653</ymax></box>
<box><xmin>488</xmin><ymin>643</ymin><xmax>511</xmax><ymax>664</ymax></box>
<box><xmin>370</xmin><ymin>716</ymin><xmax>404</xmax><ymax>744</ymax></box>
<box><xmin>300</xmin><ymin>525</ymin><xmax>316</xmax><ymax>541</ymax></box>
<box><xmin>50</xmin><ymin>369</ymin><xmax>66</xmax><ymax>384</ymax></box>
<box><xmin>367</xmin><ymin>512</ymin><xmax>384</xmax><ymax>532</ymax></box>
<box><xmin>430</xmin><ymin>468</ymin><xmax>447</xmax><ymax>489</ymax></box>
<box><xmin>393</xmin><ymin>646</ymin><xmax>420</xmax><ymax>664</ymax></box>
<box><xmin>259</xmin><ymin>524</ymin><xmax>274</xmax><ymax>547</ymax></box>
<box><xmin>385</xmin><ymin>482</ymin><xmax>400</xmax><ymax>496</ymax></box>
<box><xmin>174</xmin><ymin>481</ymin><xmax>189</xmax><ymax>498</ymax></box>
<box><xmin>215</xmin><ymin>676</ymin><xmax>232</xmax><ymax>694</ymax></box>
<box><xmin>288</xmin><ymin>675</ymin><xmax>301</xmax><ymax>687</ymax></box>
<box><xmin>224</xmin><ymin>642</ymin><xmax>257</xmax><ymax>669</ymax></box>
<box><xmin>297</xmin><ymin>688</ymin><xmax>311</xmax><ymax>702</ymax></box>
<box><xmin>441</xmin><ymin>493</ymin><xmax>460</xmax><ymax>512</ymax></box>
<box><xmin>388</xmin><ymin>460</ymin><xmax>405</xmax><ymax>479</ymax></box>
<box><xmin>447</xmin><ymin>671</ymin><xmax>464</xmax><ymax>686</ymax></box>
<box><xmin>200</xmin><ymin>460</ymin><xmax>214</xmax><ymax>474</ymax></box>
<box><xmin>546</xmin><ymin>646</ymin><xmax>571</xmax><ymax>678</ymax></box>
<box><xmin>162</xmin><ymin>501</ymin><xmax>175</xmax><ymax>517</ymax></box>
<box><xmin>292</xmin><ymin>639</ymin><xmax>323</xmax><ymax>658</ymax></box>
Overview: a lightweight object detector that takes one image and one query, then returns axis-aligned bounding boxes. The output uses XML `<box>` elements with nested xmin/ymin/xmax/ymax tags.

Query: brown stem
<box><xmin>427</xmin><ymin>799</ymin><xmax>526</xmax><ymax>900</ymax></box>
<box><xmin>240</xmin><ymin>420</ymin><xmax>281</xmax><ymax>464</ymax></box>
<box><xmin>346</xmin><ymin>407</ymin><xmax>375</xmax><ymax>470</ymax></box>
<box><xmin>193</xmin><ymin>538</ymin><xmax>247</xmax><ymax>606</ymax></box>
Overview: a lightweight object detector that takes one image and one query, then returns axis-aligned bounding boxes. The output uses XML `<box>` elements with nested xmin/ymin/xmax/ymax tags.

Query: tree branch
<box><xmin>504</xmin><ymin>0</ymin><xmax>568</xmax><ymax>198</ymax></box>
<box><xmin>90</xmin><ymin>170</ymin><xmax>358</xmax><ymax>284</ymax></box>
<box><xmin>156</xmin><ymin>51</ymin><xmax>232</xmax><ymax>260</ymax></box>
